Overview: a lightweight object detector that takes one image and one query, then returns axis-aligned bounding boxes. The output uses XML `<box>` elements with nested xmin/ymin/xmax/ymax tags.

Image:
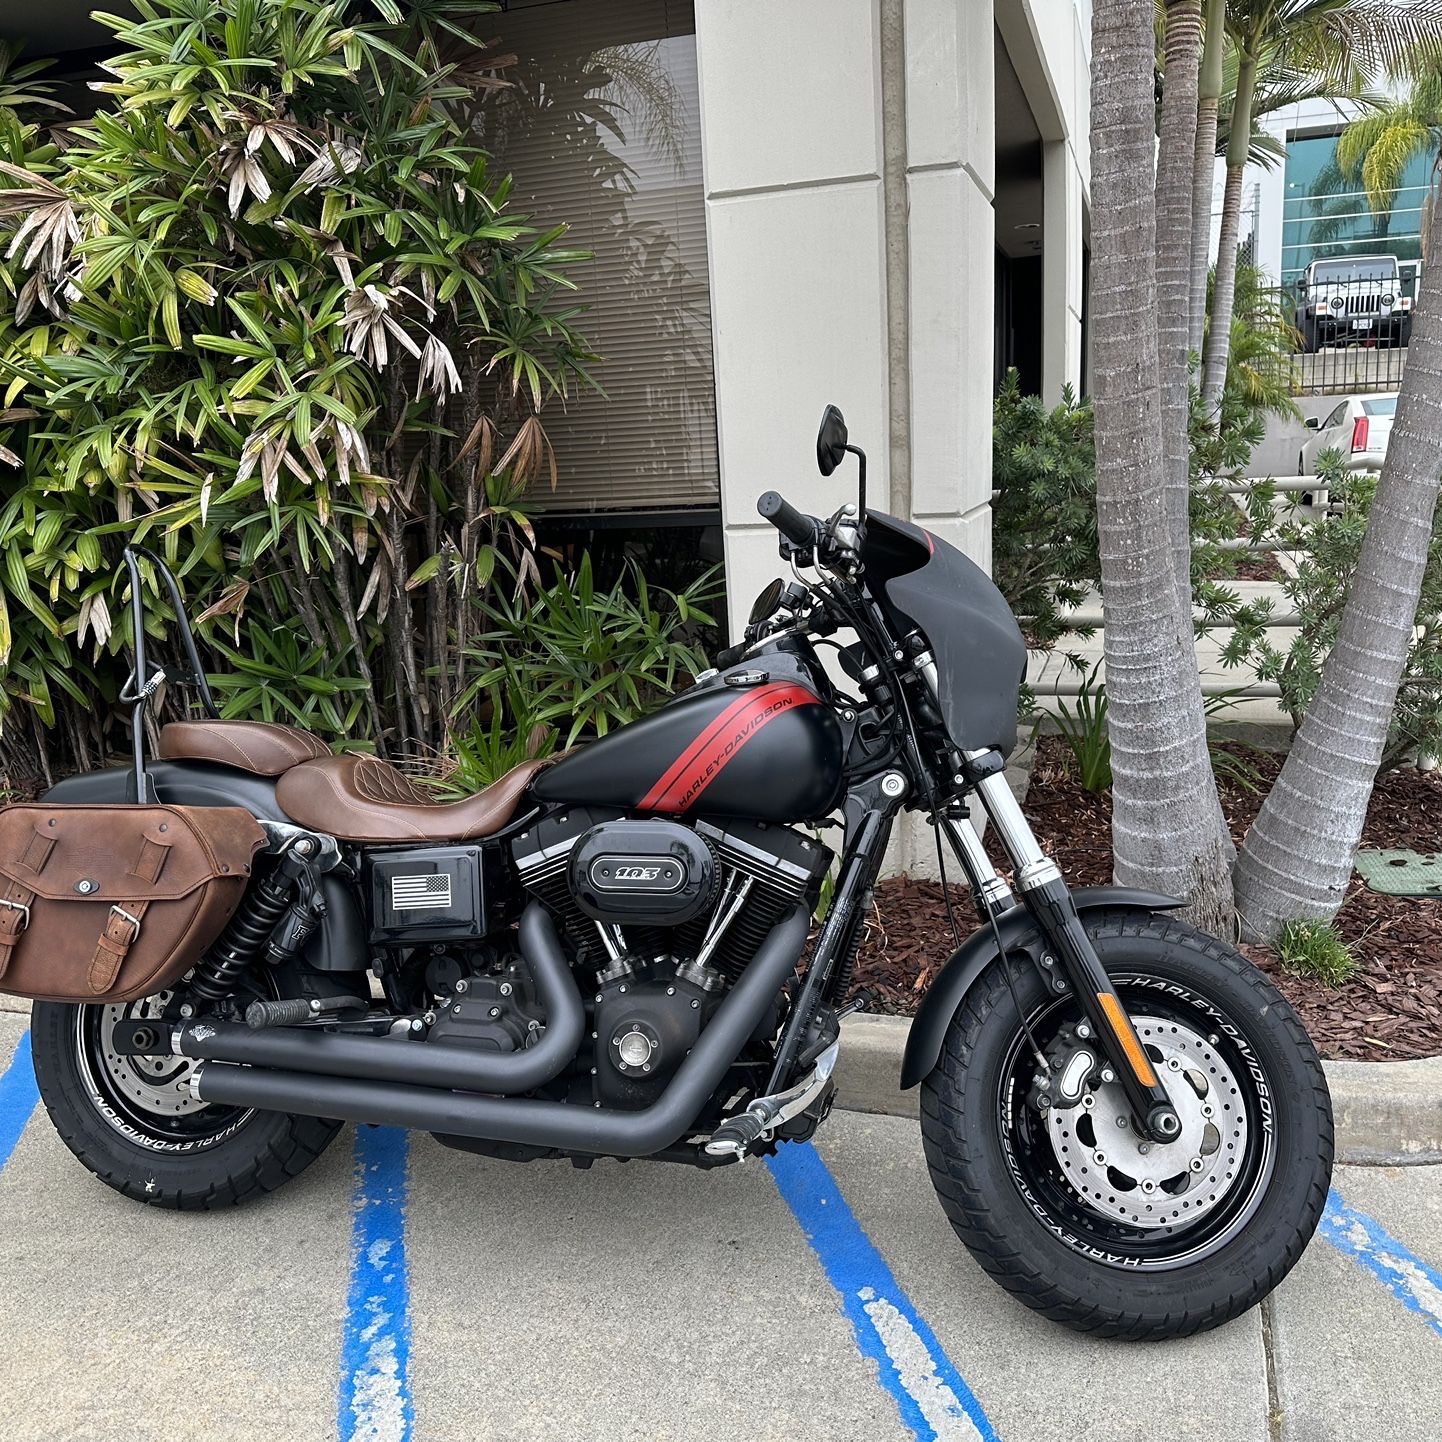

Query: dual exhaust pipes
<box><xmin>177</xmin><ymin>902</ymin><xmax>813</xmax><ymax>1159</ymax></box>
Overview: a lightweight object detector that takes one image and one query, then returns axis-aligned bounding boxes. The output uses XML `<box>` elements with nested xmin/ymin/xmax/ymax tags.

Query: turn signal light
<box><xmin>1352</xmin><ymin>416</ymin><xmax>1370</xmax><ymax>453</ymax></box>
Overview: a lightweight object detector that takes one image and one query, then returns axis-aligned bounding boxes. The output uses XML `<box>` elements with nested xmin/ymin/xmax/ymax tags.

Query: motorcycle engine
<box><xmin>513</xmin><ymin>812</ymin><xmax>832</xmax><ymax>1108</ymax></box>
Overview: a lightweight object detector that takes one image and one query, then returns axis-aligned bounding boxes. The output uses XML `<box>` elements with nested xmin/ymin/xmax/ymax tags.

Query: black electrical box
<box><xmin>365</xmin><ymin>844</ymin><xmax>494</xmax><ymax>944</ymax></box>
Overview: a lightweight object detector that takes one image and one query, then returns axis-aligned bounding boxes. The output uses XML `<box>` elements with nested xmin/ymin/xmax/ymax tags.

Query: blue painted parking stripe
<box><xmin>1321</xmin><ymin>1187</ymin><xmax>1442</xmax><ymax>1338</ymax></box>
<box><xmin>0</xmin><ymin>1031</ymin><xmax>39</xmax><ymax>1170</ymax></box>
<box><xmin>339</xmin><ymin>1126</ymin><xmax>415</xmax><ymax>1442</ymax></box>
<box><xmin>768</xmin><ymin>1142</ymin><xmax>999</xmax><ymax>1442</ymax></box>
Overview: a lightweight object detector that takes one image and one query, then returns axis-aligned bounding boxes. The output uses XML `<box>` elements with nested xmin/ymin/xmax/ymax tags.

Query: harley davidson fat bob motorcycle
<box><xmin>16</xmin><ymin>407</ymin><xmax>1332</xmax><ymax>1340</ymax></box>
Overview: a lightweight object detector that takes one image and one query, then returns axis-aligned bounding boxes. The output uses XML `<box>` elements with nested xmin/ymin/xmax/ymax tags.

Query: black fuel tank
<box><xmin>533</xmin><ymin>675</ymin><xmax>844</xmax><ymax>822</ymax></box>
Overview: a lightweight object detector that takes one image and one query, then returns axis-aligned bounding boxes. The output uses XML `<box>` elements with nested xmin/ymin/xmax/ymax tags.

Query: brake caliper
<box><xmin>1027</xmin><ymin>1020</ymin><xmax>1104</xmax><ymax>1115</ymax></box>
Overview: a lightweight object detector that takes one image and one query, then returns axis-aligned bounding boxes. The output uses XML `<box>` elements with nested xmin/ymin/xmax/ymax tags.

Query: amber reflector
<box><xmin>1096</xmin><ymin>992</ymin><xmax>1160</xmax><ymax>1088</ymax></box>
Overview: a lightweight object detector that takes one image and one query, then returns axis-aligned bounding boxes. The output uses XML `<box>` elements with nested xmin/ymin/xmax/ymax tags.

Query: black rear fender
<box><xmin>41</xmin><ymin>761</ymin><xmax>366</xmax><ymax>973</ymax></box>
<box><xmin>899</xmin><ymin>886</ymin><xmax>1184</xmax><ymax>1089</ymax></box>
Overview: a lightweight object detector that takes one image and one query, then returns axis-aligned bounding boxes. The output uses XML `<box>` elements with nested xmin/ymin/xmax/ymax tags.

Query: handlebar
<box><xmin>757</xmin><ymin>491</ymin><xmax>819</xmax><ymax>550</ymax></box>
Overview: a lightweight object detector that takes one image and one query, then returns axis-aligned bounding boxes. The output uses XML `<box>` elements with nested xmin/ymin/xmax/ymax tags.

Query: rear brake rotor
<box><xmin>98</xmin><ymin>992</ymin><xmax>209</xmax><ymax>1117</ymax></box>
<box><xmin>1044</xmin><ymin>1014</ymin><xmax>1249</xmax><ymax>1230</ymax></box>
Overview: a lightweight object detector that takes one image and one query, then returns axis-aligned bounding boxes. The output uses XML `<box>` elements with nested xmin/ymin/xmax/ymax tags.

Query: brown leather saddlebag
<box><xmin>0</xmin><ymin>804</ymin><xmax>267</xmax><ymax>1004</ymax></box>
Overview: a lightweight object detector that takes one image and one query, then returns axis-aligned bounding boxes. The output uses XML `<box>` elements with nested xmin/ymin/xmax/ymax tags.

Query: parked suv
<box><xmin>1296</xmin><ymin>254</ymin><xmax>1412</xmax><ymax>351</ymax></box>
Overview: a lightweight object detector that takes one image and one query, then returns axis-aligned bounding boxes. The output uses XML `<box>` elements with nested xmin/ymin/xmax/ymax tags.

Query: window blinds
<box><xmin>480</xmin><ymin>0</ymin><xmax>720</xmax><ymax>513</ymax></box>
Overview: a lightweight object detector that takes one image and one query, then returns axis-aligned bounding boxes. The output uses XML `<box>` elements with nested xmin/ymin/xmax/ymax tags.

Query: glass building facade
<box><xmin>1281</xmin><ymin>130</ymin><xmax>1435</xmax><ymax>292</ymax></box>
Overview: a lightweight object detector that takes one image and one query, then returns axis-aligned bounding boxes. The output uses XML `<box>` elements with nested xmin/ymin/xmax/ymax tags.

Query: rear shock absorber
<box><xmin>190</xmin><ymin>845</ymin><xmax>313</xmax><ymax>1001</ymax></box>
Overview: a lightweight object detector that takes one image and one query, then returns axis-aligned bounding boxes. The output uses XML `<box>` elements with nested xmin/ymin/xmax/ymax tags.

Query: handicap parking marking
<box><xmin>0</xmin><ymin>1030</ymin><xmax>39</xmax><ymax>1173</ymax></box>
<box><xmin>767</xmin><ymin>1141</ymin><xmax>1000</xmax><ymax>1442</ymax></box>
<box><xmin>1321</xmin><ymin>1186</ymin><xmax>1442</xmax><ymax>1339</ymax></box>
<box><xmin>340</xmin><ymin>1126</ymin><xmax>416</xmax><ymax>1442</ymax></box>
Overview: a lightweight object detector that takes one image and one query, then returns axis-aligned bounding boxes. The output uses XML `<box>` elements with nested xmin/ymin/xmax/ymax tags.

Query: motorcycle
<box><xmin>16</xmin><ymin>405</ymin><xmax>1332</xmax><ymax>1340</ymax></box>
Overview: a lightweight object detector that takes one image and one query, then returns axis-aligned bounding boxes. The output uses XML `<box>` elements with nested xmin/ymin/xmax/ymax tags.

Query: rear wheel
<box><xmin>32</xmin><ymin>987</ymin><xmax>345</xmax><ymax>1209</ymax></box>
<box><xmin>920</xmin><ymin>911</ymin><xmax>1332</xmax><ymax>1339</ymax></box>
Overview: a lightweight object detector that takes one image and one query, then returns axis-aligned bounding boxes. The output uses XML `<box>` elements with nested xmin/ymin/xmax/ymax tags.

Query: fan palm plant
<box><xmin>1336</xmin><ymin>56</ymin><xmax>1442</xmax><ymax>220</ymax></box>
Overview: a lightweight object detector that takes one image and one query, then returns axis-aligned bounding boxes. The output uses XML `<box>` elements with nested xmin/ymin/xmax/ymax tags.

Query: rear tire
<box><xmin>920</xmin><ymin>911</ymin><xmax>1332</xmax><ymax>1340</ymax></box>
<box><xmin>32</xmin><ymin>996</ymin><xmax>344</xmax><ymax>1210</ymax></box>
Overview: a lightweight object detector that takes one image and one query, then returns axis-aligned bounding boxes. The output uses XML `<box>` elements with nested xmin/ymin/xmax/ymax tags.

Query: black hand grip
<box><xmin>715</xmin><ymin>643</ymin><xmax>747</xmax><ymax>669</ymax></box>
<box><xmin>757</xmin><ymin>491</ymin><xmax>818</xmax><ymax>549</ymax></box>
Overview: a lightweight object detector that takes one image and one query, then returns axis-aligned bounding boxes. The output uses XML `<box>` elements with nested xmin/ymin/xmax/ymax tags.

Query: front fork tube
<box><xmin>963</xmin><ymin>760</ymin><xmax>1182</xmax><ymax>1145</ymax></box>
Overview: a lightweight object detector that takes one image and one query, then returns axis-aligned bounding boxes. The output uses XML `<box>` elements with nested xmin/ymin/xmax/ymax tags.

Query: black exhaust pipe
<box><xmin>194</xmin><ymin>906</ymin><xmax>810</xmax><ymax>1157</ymax></box>
<box><xmin>177</xmin><ymin>904</ymin><xmax>584</xmax><ymax>1096</ymax></box>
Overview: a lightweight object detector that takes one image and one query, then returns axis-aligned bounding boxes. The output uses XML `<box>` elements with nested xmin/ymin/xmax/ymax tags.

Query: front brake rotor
<box><xmin>1044</xmin><ymin>1014</ymin><xmax>1249</xmax><ymax>1229</ymax></box>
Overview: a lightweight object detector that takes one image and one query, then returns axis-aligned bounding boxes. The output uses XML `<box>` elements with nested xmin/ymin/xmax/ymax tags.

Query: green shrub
<box><xmin>435</xmin><ymin>557</ymin><xmax>721</xmax><ymax>791</ymax></box>
<box><xmin>1221</xmin><ymin>454</ymin><xmax>1442</xmax><ymax>769</ymax></box>
<box><xmin>990</xmin><ymin>371</ymin><xmax>1098</xmax><ymax>651</ymax></box>
<box><xmin>0</xmin><ymin>0</ymin><xmax>596</xmax><ymax>779</ymax></box>
<box><xmin>1276</xmin><ymin>918</ymin><xmax>1359</xmax><ymax>987</ymax></box>
<box><xmin>1053</xmin><ymin>663</ymin><xmax>1112</xmax><ymax>793</ymax></box>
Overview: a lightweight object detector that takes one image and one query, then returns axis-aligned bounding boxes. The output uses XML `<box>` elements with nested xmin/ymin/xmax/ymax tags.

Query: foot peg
<box><xmin>245</xmin><ymin>995</ymin><xmax>367</xmax><ymax>1029</ymax></box>
<box><xmin>704</xmin><ymin>1039</ymin><xmax>840</xmax><ymax>1160</ymax></box>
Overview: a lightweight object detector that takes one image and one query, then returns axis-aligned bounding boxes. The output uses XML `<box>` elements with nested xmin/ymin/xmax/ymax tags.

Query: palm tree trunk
<box><xmin>1090</xmin><ymin>0</ymin><xmax>1236</xmax><ymax>929</ymax></box>
<box><xmin>1188</xmin><ymin>0</ymin><xmax>1226</xmax><ymax>357</ymax></box>
<box><xmin>1157</xmin><ymin>0</ymin><xmax>1203</xmax><ymax>613</ymax></box>
<box><xmin>1200</xmin><ymin>52</ymin><xmax>1257</xmax><ymax>412</ymax></box>
<box><xmin>1233</xmin><ymin>194</ymin><xmax>1442</xmax><ymax>942</ymax></box>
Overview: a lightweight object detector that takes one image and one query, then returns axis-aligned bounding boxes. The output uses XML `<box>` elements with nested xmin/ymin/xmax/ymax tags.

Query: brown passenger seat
<box><xmin>158</xmin><ymin>720</ymin><xmax>331</xmax><ymax>776</ymax></box>
<box><xmin>276</xmin><ymin>753</ymin><xmax>547</xmax><ymax>844</ymax></box>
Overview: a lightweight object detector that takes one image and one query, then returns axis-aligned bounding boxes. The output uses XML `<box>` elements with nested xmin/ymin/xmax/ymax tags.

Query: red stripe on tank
<box><xmin>639</xmin><ymin>683</ymin><xmax>819</xmax><ymax>814</ymax></box>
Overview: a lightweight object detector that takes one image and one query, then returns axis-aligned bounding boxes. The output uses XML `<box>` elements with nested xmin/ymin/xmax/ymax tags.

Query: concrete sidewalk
<box><xmin>0</xmin><ymin>1012</ymin><xmax>1436</xmax><ymax>1441</ymax></box>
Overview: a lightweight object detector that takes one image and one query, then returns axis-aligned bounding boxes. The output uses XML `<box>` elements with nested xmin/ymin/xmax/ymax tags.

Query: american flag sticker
<box><xmin>390</xmin><ymin>873</ymin><xmax>453</xmax><ymax>910</ymax></box>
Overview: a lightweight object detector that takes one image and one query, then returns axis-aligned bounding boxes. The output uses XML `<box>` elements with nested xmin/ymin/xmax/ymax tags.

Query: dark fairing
<box><xmin>41</xmin><ymin>762</ymin><xmax>366</xmax><ymax>972</ymax></box>
<box><xmin>864</xmin><ymin>512</ymin><xmax>1027</xmax><ymax>756</ymax></box>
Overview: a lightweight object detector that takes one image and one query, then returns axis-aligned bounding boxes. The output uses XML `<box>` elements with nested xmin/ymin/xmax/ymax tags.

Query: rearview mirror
<box><xmin>817</xmin><ymin>405</ymin><xmax>848</xmax><ymax>477</ymax></box>
<box><xmin>1304</xmin><ymin>416</ymin><xmax>1321</xmax><ymax>430</ymax></box>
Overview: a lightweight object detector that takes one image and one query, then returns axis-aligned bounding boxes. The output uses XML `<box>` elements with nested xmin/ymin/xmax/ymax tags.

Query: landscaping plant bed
<box><xmin>855</xmin><ymin>736</ymin><xmax>1442</xmax><ymax>1061</ymax></box>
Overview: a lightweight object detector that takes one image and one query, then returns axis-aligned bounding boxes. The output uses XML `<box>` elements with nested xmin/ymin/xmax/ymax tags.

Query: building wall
<box><xmin>995</xmin><ymin>0</ymin><xmax>1091</xmax><ymax>403</ymax></box>
<box><xmin>696</xmin><ymin>0</ymin><xmax>1090</xmax><ymax>876</ymax></box>
<box><xmin>695</xmin><ymin>0</ymin><xmax>996</xmax><ymax>645</ymax></box>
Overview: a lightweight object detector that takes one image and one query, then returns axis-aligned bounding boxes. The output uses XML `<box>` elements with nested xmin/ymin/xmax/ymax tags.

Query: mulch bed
<box><xmin>1232</xmin><ymin>552</ymin><xmax>1285</xmax><ymax>582</ymax></box>
<box><xmin>855</xmin><ymin>735</ymin><xmax>1442</xmax><ymax>1061</ymax></box>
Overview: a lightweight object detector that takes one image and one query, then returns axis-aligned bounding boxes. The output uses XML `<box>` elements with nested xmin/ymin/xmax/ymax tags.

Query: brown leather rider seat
<box><xmin>275</xmin><ymin>753</ymin><xmax>546</xmax><ymax>844</ymax></box>
<box><xmin>158</xmin><ymin>720</ymin><xmax>331</xmax><ymax>776</ymax></box>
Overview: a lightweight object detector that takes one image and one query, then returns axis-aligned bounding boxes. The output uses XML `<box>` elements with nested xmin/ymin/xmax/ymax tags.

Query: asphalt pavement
<box><xmin>0</xmin><ymin>1012</ymin><xmax>1437</xmax><ymax>1442</ymax></box>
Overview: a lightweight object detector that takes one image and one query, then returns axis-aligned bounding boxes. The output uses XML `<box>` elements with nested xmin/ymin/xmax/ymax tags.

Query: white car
<box><xmin>1297</xmin><ymin>392</ymin><xmax>1397</xmax><ymax>478</ymax></box>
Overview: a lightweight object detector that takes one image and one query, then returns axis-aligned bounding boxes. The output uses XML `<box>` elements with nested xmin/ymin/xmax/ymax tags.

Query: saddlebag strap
<box><xmin>0</xmin><ymin>827</ymin><xmax>56</xmax><ymax>981</ymax></box>
<box><xmin>89</xmin><ymin>903</ymin><xmax>150</xmax><ymax>994</ymax></box>
<box><xmin>89</xmin><ymin>835</ymin><xmax>171</xmax><ymax>995</ymax></box>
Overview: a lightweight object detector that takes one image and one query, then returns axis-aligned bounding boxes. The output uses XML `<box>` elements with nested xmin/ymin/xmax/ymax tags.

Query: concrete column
<box><xmin>695</xmin><ymin>0</ymin><xmax>890</xmax><ymax>634</ymax></box>
<box><xmin>696</xmin><ymin>0</ymin><xmax>997</xmax><ymax>879</ymax></box>
<box><xmin>1042</xmin><ymin>137</ymin><xmax>1084</xmax><ymax>402</ymax></box>
<box><xmin>902</xmin><ymin>0</ymin><xmax>996</xmax><ymax>562</ymax></box>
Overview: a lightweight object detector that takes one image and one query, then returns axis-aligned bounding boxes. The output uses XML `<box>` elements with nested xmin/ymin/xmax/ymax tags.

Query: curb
<box><xmin>836</xmin><ymin>1014</ymin><xmax>1442</xmax><ymax>1167</ymax></box>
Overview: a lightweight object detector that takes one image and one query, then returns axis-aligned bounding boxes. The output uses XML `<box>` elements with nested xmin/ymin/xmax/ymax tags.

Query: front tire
<box><xmin>32</xmin><ymin>995</ymin><xmax>344</xmax><ymax>1209</ymax></box>
<box><xmin>920</xmin><ymin>911</ymin><xmax>1332</xmax><ymax>1340</ymax></box>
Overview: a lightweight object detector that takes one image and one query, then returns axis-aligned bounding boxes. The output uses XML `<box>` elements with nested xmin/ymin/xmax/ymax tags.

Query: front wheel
<box><xmin>32</xmin><ymin>992</ymin><xmax>345</xmax><ymax>1209</ymax></box>
<box><xmin>920</xmin><ymin>911</ymin><xmax>1333</xmax><ymax>1339</ymax></box>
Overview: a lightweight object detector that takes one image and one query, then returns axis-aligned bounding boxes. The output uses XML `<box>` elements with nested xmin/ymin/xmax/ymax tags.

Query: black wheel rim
<box><xmin>997</xmin><ymin>970</ymin><xmax>1277</xmax><ymax>1271</ymax></box>
<box><xmin>74</xmin><ymin>994</ymin><xmax>255</xmax><ymax>1154</ymax></box>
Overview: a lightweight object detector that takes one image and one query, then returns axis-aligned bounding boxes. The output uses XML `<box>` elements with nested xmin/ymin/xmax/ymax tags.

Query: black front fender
<box><xmin>898</xmin><ymin>886</ymin><xmax>1183</xmax><ymax>1089</ymax></box>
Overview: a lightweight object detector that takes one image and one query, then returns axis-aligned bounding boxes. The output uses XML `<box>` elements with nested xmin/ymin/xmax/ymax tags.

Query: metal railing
<box><xmin>1027</xmin><ymin>473</ymin><xmax>1311</xmax><ymax>703</ymax></box>
<box><xmin>1263</xmin><ymin>276</ymin><xmax>1410</xmax><ymax>397</ymax></box>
